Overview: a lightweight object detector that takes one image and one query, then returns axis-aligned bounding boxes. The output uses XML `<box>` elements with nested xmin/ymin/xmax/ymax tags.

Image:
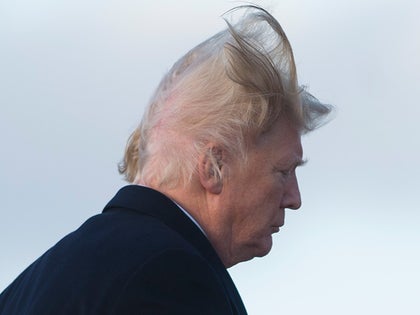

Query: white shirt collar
<box><xmin>134</xmin><ymin>184</ymin><xmax>207</xmax><ymax>237</ymax></box>
<box><xmin>172</xmin><ymin>200</ymin><xmax>207</xmax><ymax>237</ymax></box>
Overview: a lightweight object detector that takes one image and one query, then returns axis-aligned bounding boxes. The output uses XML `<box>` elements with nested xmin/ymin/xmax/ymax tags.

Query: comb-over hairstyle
<box><xmin>119</xmin><ymin>5</ymin><xmax>332</xmax><ymax>188</ymax></box>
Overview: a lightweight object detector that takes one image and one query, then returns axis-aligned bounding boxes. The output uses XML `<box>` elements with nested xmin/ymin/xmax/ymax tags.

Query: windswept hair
<box><xmin>119</xmin><ymin>5</ymin><xmax>332</xmax><ymax>188</ymax></box>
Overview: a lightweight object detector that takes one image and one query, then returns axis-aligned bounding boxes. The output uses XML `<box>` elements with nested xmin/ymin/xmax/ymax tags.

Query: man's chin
<box><xmin>229</xmin><ymin>238</ymin><xmax>273</xmax><ymax>266</ymax></box>
<box><xmin>252</xmin><ymin>237</ymin><xmax>273</xmax><ymax>258</ymax></box>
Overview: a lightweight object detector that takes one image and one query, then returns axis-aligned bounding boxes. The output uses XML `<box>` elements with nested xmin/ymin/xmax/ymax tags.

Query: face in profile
<box><xmin>219</xmin><ymin>119</ymin><xmax>304</xmax><ymax>265</ymax></box>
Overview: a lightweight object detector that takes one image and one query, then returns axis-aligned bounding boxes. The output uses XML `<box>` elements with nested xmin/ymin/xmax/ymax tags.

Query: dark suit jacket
<box><xmin>0</xmin><ymin>185</ymin><xmax>247</xmax><ymax>315</ymax></box>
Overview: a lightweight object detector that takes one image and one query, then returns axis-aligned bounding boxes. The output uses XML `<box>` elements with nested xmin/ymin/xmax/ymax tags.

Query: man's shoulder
<box><xmin>59</xmin><ymin>207</ymin><xmax>200</xmax><ymax>264</ymax></box>
<box><xmin>0</xmin><ymin>210</ymin><xmax>207</xmax><ymax>315</ymax></box>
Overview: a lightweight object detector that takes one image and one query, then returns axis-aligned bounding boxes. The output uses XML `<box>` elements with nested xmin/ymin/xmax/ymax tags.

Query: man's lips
<box><xmin>271</xmin><ymin>226</ymin><xmax>280</xmax><ymax>233</ymax></box>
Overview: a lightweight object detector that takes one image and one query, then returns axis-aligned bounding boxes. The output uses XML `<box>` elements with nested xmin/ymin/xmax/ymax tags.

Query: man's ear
<box><xmin>198</xmin><ymin>146</ymin><xmax>225</xmax><ymax>195</ymax></box>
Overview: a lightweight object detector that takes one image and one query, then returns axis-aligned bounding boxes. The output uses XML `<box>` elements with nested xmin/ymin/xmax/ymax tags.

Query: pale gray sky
<box><xmin>1</xmin><ymin>1</ymin><xmax>419</xmax><ymax>314</ymax></box>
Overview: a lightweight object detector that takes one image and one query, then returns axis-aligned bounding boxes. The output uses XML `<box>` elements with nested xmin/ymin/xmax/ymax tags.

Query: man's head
<box><xmin>119</xmin><ymin>6</ymin><xmax>331</xmax><ymax>267</ymax></box>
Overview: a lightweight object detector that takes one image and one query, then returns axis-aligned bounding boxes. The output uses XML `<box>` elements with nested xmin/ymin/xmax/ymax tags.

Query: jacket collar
<box><xmin>103</xmin><ymin>185</ymin><xmax>218</xmax><ymax>266</ymax></box>
<box><xmin>102</xmin><ymin>185</ymin><xmax>247</xmax><ymax>315</ymax></box>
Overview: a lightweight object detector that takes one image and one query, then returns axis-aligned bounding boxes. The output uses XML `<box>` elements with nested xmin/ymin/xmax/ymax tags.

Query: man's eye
<box><xmin>281</xmin><ymin>170</ymin><xmax>291</xmax><ymax>176</ymax></box>
<box><xmin>274</xmin><ymin>167</ymin><xmax>291</xmax><ymax>177</ymax></box>
<box><xmin>273</xmin><ymin>166</ymin><xmax>294</xmax><ymax>178</ymax></box>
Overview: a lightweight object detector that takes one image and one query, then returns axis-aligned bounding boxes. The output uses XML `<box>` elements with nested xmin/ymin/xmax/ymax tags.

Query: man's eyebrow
<box><xmin>273</xmin><ymin>158</ymin><xmax>308</xmax><ymax>170</ymax></box>
<box><xmin>296</xmin><ymin>158</ymin><xmax>308</xmax><ymax>167</ymax></box>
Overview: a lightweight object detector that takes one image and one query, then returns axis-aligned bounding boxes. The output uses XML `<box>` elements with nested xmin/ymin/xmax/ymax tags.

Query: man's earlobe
<box><xmin>198</xmin><ymin>146</ymin><xmax>224</xmax><ymax>194</ymax></box>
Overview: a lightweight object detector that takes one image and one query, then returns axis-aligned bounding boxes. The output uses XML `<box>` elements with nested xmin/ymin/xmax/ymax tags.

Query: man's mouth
<box><xmin>271</xmin><ymin>226</ymin><xmax>280</xmax><ymax>233</ymax></box>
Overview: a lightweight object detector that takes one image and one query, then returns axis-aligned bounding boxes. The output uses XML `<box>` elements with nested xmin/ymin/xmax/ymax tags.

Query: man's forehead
<box><xmin>255</xmin><ymin>118</ymin><xmax>301</xmax><ymax>142</ymax></box>
<box><xmin>256</xmin><ymin>127</ymin><xmax>302</xmax><ymax>152</ymax></box>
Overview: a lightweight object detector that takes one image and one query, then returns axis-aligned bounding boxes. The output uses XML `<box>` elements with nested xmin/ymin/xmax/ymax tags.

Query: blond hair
<box><xmin>119</xmin><ymin>5</ymin><xmax>331</xmax><ymax>188</ymax></box>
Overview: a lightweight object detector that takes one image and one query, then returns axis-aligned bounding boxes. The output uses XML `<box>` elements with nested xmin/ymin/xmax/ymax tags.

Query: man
<box><xmin>0</xmin><ymin>5</ymin><xmax>331</xmax><ymax>315</ymax></box>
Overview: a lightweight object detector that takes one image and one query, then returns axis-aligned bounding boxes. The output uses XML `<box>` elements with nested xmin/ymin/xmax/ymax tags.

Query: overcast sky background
<box><xmin>1</xmin><ymin>0</ymin><xmax>419</xmax><ymax>314</ymax></box>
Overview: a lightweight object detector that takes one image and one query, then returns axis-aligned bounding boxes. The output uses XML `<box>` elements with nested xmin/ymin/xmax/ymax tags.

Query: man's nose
<box><xmin>283</xmin><ymin>174</ymin><xmax>301</xmax><ymax>210</ymax></box>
